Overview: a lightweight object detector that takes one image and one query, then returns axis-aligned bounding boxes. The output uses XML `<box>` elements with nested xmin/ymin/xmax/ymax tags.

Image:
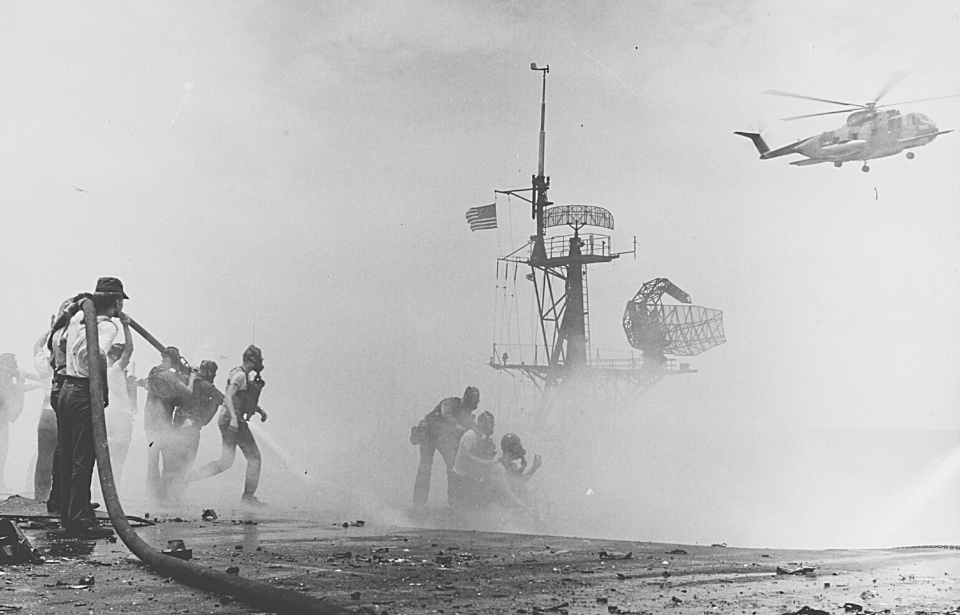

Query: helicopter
<box><xmin>736</xmin><ymin>74</ymin><xmax>959</xmax><ymax>172</ymax></box>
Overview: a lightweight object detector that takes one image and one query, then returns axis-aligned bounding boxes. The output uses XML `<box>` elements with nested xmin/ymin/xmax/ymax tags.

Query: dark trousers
<box><xmin>56</xmin><ymin>380</ymin><xmax>97</xmax><ymax>530</ymax></box>
<box><xmin>413</xmin><ymin>426</ymin><xmax>460</xmax><ymax>504</ymax></box>
<box><xmin>34</xmin><ymin>407</ymin><xmax>58</xmax><ymax>502</ymax></box>
<box><xmin>46</xmin><ymin>385</ymin><xmax>63</xmax><ymax>513</ymax></box>
<box><xmin>191</xmin><ymin>417</ymin><xmax>260</xmax><ymax>496</ymax></box>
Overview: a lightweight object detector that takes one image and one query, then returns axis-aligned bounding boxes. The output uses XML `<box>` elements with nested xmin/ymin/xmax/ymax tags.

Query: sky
<box><xmin>1</xmin><ymin>0</ymin><xmax>958</xmax><ymax>549</ymax></box>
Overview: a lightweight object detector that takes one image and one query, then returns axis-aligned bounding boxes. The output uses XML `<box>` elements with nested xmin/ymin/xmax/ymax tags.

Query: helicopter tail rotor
<box><xmin>734</xmin><ymin>131</ymin><xmax>770</xmax><ymax>156</ymax></box>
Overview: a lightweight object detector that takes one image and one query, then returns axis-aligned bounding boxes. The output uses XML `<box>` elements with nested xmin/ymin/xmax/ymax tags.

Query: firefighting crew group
<box><xmin>0</xmin><ymin>277</ymin><xmax>268</xmax><ymax>539</ymax></box>
<box><xmin>0</xmin><ymin>277</ymin><xmax>540</xmax><ymax>539</ymax></box>
<box><xmin>411</xmin><ymin>386</ymin><xmax>542</xmax><ymax>513</ymax></box>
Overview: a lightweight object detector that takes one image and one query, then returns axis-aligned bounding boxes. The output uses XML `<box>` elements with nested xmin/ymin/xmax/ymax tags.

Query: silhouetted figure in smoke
<box><xmin>164</xmin><ymin>360</ymin><xmax>223</xmax><ymax>505</ymax></box>
<box><xmin>411</xmin><ymin>386</ymin><xmax>480</xmax><ymax>505</ymax></box>
<box><xmin>489</xmin><ymin>433</ymin><xmax>541</xmax><ymax>511</ymax></box>
<box><xmin>104</xmin><ymin>334</ymin><xmax>135</xmax><ymax>481</ymax></box>
<box><xmin>189</xmin><ymin>346</ymin><xmax>268</xmax><ymax>508</ymax></box>
<box><xmin>32</xmin><ymin>331</ymin><xmax>57</xmax><ymax>503</ymax></box>
<box><xmin>0</xmin><ymin>353</ymin><xmax>40</xmax><ymax>493</ymax></box>
<box><xmin>449</xmin><ymin>409</ymin><xmax>497</xmax><ymax>509</ymax></box>
<box><xmin>143</xmin><ymin>346</ymin><xmax>196</xmax><ymax>504</ymax></box>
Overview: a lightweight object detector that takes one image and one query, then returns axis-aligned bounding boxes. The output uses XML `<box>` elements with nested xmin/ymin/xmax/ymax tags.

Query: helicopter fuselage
<box><xmin>736</xmin><ymin>109</ymin><xmax>950</xmax><ymax>168</ymax></box>
<box><xmin>794</xmin><ymin>109</ymin><xmax>941</xmax><ymax>162</ymax></box>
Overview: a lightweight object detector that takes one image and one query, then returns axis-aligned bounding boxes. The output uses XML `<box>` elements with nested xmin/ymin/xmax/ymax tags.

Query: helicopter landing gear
<box><xmin>834</xmin><ymin>161</ymin><xmax>842</xmax><ymax>168</ymax></box>
<box><xmin>861</xmin><ymin>163</ymin><xmax>870</xmax><ymax>173</ymax></box>
<box><xmin>906</xmin><ymin>152</ymin><xmax>915</xmax><ymax>159</ymax></box>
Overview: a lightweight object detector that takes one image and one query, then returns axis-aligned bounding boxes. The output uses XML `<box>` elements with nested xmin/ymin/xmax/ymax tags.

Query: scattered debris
<box><xmin>533</xmin><ymin>601</ymin><xmax>569</xmax><ymax>613</ymax></box>
<box><xmin>776</xmin><ymin>566</ymin><xmax>817</xmax><ymax>576</ymax></box>
<box><xmin>51</xmin><ymin>575</ymin><xmax>96</xmax><ymax>590</ymax></box>
<box><xmin>201</xmin><ymin>509</ymin><xmax>218</xmax><ymax>521</ymax></box>
<box><xmin>782</xmin><ymin>607</ymin><xmax>830</xmax><ymax>615</ymax></box>
<box><xmin>162</xmin><ymin>539</ymin><xmax>192</xmax><ymax>561</ymax></box>
<box><xmin>598</xmin><ymin>551</ymin><xmax>632</xmax><ymax>560</ymax></box>
<box><xmin>0</xmin><ymin>519</ymin><xmax>43</xmax><ymax>564</ymax></box>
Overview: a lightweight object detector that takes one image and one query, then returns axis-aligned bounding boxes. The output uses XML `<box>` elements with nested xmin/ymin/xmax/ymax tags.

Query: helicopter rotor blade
<box><xmin>764</xmin><ymin>89</ymin><xmax>865</xmax><ymax>109</ymax></box>
<box><xmin>872</xmin><ymin>71</ymin><xmax>910</xmax><ymax>104</ymax></box>
<box><xmin>875</xmin><ymin>92</ymin><xmax>960</xmax><ymax>109</ymax></box>
<box><xmin>781</xmin><ymin>107</ymin><xmax>860</xmax><ymax>122</ymax></box>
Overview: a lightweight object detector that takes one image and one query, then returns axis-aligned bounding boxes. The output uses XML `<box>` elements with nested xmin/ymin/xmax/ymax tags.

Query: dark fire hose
<box><xmin>81</xmin><ymin>300</ymin><xmax>353</xmax><ymax>615</ymax></box>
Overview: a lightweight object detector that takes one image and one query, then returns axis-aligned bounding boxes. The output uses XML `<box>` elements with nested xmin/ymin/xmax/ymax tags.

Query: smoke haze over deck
<box><xmin>1</xmin><ymin>1</ymin><xmax>958</xmax><ymax>549</ymax></box>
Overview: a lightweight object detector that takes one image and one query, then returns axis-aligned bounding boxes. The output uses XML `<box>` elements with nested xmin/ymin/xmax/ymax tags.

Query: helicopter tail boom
<box><xmin>735</xmin><ymin>131</ymin><xmax>807</xmax><ymax>160</ymax></box>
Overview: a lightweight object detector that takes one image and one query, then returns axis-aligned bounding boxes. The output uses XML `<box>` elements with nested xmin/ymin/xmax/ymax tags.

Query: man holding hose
<box><xmin>57</xmin><ymin>277</ymin><xmax>128</xmax><ymax>539</ymax></box>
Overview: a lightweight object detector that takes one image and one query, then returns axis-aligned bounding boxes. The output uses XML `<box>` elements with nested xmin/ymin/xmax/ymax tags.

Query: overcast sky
<box><xmin>1</xmin><ymin>1</ymin><xmax>958</xmax><ymax>548</ymax></box>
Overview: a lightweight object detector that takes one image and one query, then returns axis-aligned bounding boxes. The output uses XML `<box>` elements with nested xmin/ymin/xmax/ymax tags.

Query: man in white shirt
<box><xmin>57</xmin><ymin>277</ymin><xmax>127</xmax><ymax>539</ymax></box>
<box><xmin>104</xmin><ymin>326</ymin><xmax>135</xmax><ymax>481</ymax></box>
<box><xmin>450</xmin><ymin>410</ymin><xmax>497</xmax><ymax>509</ymax></box>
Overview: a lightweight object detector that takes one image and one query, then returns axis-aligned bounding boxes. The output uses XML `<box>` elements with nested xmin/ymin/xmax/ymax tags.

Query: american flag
<box><xmin>465</xmin><ymin>203</ymin><xmax>497</xmax><ymax>231</ymax></box>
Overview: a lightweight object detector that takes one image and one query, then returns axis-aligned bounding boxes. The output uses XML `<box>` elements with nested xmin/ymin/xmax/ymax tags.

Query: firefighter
<box><xmin>143</xmin><ymin>346</ymin><xmax>196</xmax><ymax>504</ymax></box>
<box><xmin>487</xmin><ymin>432</ymin><xmax>541</xmax><ymax>512</ymax></box>
<box><xmin>449</xmin><ymin>410</ymin><xmax>497</xmax><ymax>509</ymax></box>
<box><xmin>32</xmin><ymin>331</ymin><xmax>57</xmax><ymax>503</ymax></box>
<box><xmin>164</xmin><ymin>360</ymin><xmax>223</xmax><ymax>505</ymax></box>
<box><xmin>189</xmin><ymin>345</ymin><xmax>268</xmax><ymax>508</ymax></box>
<box><xmin>57</xmin><ymin>277</ymin><xmax>127</xmax><ymax>539</ymax></box>
<box><xmin>104</xmin><ymin>338</ymin><xmax>135</xmax><ymax>481</ymax></box>
<box><xmin>0</xmin><ymin>354</ymin><xmax>41</xmax><ymax>493</ymax></box>
<box><xmin>411</xmin><ymin>386</ymin><xmax>480</xmax><ymax>505</ymax></box>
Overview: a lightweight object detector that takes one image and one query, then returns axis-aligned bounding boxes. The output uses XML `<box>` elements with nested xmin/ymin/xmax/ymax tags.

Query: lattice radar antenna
<box><xmin>623</xmin><ymin>278</ymin><xmax>726</xmax><ymax>361</ymax></box>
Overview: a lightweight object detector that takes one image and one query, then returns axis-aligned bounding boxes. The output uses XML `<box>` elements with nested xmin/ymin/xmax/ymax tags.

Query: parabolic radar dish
<box><xmin>623</xmin><ymin>278</ymin><xmax>725</xmax><ymax>357</ymax></box>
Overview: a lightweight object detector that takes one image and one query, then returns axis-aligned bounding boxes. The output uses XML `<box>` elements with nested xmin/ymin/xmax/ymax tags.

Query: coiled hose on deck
<box><xmin>81</xmin><ymin>300</ymin><xmax>353</xmax><ymax>615</ymax></box>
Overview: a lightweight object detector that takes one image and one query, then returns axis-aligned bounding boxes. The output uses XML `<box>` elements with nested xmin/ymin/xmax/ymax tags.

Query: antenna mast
<box><xmin>530</xmin><ymin>63</ymin><xmax>550</xmax><ymax>262</ymax></box>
